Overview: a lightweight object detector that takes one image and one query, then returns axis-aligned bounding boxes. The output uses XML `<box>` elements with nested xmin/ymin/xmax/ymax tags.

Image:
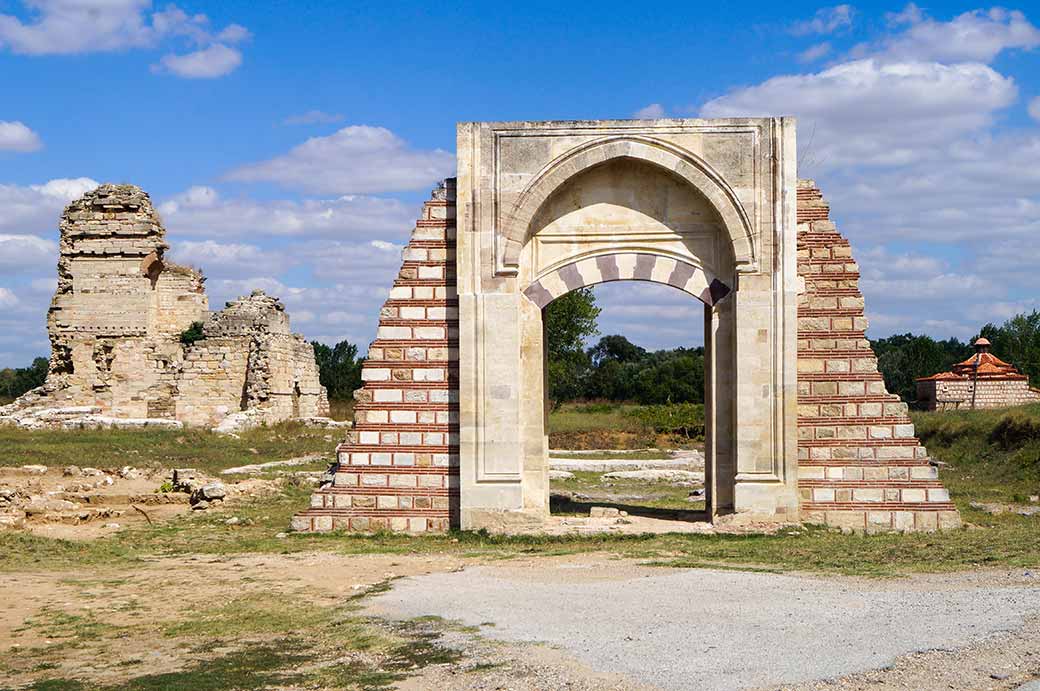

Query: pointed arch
<box><xmin>523</xmin><ymin>251</ymin><xmax>731</xmax><ymax>309</ymax></box>
<box><xmin>498</xmin><ymin>136</ymin><xmax>756</xmax><ymax>274</ymax></box>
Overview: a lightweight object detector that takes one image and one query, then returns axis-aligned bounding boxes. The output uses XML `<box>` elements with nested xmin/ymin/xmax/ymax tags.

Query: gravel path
<box><xmin>368</xmin><ymin>559</ymin><xmax>1040</xmax><ymax>691</ymax></box>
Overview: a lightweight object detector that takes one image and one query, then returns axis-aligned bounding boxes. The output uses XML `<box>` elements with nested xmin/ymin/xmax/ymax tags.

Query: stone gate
<box><xmin>294</xmin><ymin>118</ymin><xmax>960</xmax><ymax>534</ymax></box>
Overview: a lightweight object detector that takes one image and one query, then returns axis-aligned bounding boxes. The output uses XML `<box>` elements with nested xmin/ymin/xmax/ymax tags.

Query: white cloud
<box><xmin>32</xmin><ymin>177</ymin><xmax>99</xmax><ymax>200</ymax></box>
<box><xmin>868</xmin><ymin>6</ymin><xmax>1040</xmax><ymax>64</ymax></box>
<box><xmin>0</xmin><ymin>0</ymin><xmax>152</xmax><ymax>54</ymax></box>
<box><xmin>283</xmin><ymin>110</ymin><xmax>345</xmax><ymax>126</ymax></box>
<box><xmin>634</xmin><ymin>103</ymin><xmax>666</xmax><ymax>119</ymax></box>
<box><xmin>158</xmin><ymin>185</ymin><xmax>415</xmax><ymax>238</ymax></box>
<box><xmin>225</xmin><ymin>125</ymin><xmax>456</xmax><ymax>195</ymax></box>
<box><xmin>0</xmin><ymin>234</ymin><xmax>55</xmax><ymax>273</ymax></box>
<box><xmin>791</xmin><ymin>5</ymin><xmax>854</xmax><ymax>35</ymax></box>
<box><xmin>0</xmin><ymin>177</ymin><xmax>99</xmax><ymax>235</ymax></box>
<box><xmin>702</xmin><ymin>59</ymin><xmax>1016</xmax><ymax>170</ymax></box>
<box><xmin>154</xmin><ymin>43</ymin><xmax>242</xmax><ymax>79</ymax></box>
<box><xmin>0</xmin><ymin>120</ymin><xmax>42</xmax><ymax>152</ymax></box>
<box><xmin>1029</xmin><ymin>96</ymin><xmax>1040</xmax><ymax>123</ymax></box>
<box><xmin>700</xmin><ymin>5</ymin><xmax>1040</xmax><ymax>341</ymax></box>
<box><xmin>797</xmin><ymin>42</ymin><xmax>832</xmax><ymax>63</ymax></box>
<box><xmin>0</xmin><ymin>0</ymin><xmax>249</xmax><ymax>77</ymax></box>
<box><xmin>170</xmin><ymin>240</ymin><xmax>290</xmax><ymax>275</ymax></box>
<box><xmin>0</xmin><ymin>287</ymin><xmax>18</xmax><ymax>308</ymax></box>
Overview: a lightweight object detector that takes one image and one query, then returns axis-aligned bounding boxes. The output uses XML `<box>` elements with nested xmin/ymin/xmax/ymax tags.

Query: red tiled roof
<box><xmin>916</xmin><ymin>340</ymin><xmax>1029</xmax><ymax>382</ymax></box>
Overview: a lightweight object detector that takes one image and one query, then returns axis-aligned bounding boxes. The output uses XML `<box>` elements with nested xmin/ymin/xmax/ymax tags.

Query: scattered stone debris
<box><xmin>0</xmin><ymin>460</ymin><xmax>300</xmax><ymax>538</ymax></box>
<box><xmin>549</xmin><ymin>470</ymin><xmax>575</xmax><ymax>480</ymax></box>
<box><xmin>601</xmin><ymin>469</ymin><xmax>704</xmax><ymax>485</ymax></box>
<box><xmin>969</xmin><ymin>502</ymin><xmax>1040</xmax><ymax>517</ymax></box>
<box><xmin>589</xmin><ymin>506</ymin><xmax>626</xmax><ymax>518</ymax></box>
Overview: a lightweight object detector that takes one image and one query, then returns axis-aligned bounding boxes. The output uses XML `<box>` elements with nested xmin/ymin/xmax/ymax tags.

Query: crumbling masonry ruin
<box><xmin>294</xmin><ymin>118</ymin><xmax>960</xmax><ymax>534</ymax></box>
<box><xmin>1</xmin><ymin>184</ymin><xmax>328</xmax><ymax>430</ymax></box>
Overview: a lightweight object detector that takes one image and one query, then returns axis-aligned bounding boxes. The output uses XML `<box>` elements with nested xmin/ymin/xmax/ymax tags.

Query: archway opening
<box><xmin>544</xmin><ymin>281</ymin><xmax>711</xmax><ymax>525</ymax></box>
<box><xmin>513</xmin><ymin>156</ymin><xmax>738</xmax><ymax>527</ymax></box>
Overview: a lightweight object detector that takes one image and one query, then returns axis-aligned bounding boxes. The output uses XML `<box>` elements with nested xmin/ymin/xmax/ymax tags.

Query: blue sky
<box><xmin>1</xmin><ymin>0</ymin><xmax>1038</xmax><ymax>366</ymax></box>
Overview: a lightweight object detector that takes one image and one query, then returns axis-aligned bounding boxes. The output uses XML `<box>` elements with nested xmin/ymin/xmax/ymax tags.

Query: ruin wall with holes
<box><xmin>1</xmin><ymin>184</ymin><xmax>327</xmax><ymax>430</ymax></box>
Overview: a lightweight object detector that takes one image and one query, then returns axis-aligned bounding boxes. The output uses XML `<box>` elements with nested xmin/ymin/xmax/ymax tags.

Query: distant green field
<box><xmin>547</xmin><ymin>402</ymin><xmax>645</xmax><ymax>433</ymax></box>
<box><xmin>0</xmin><ymin>402</ymin><xmax>1038</xmax><ymax>578</ymax></box>
<box><xmin>0</xmin><ymin>422</ymin><xmax>337</xmax><ymax>476</ymax></box>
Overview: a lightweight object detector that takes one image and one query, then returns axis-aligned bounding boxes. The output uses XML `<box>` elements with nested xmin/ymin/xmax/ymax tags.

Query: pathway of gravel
<box><xmin>368</xmin><ymin>559</ymin><xmax>1040</xmax><ymax>691</ymax></box>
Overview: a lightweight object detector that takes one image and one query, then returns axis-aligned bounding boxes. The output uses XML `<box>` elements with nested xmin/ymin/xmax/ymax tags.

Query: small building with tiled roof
<box><xmin>916</xmin><ymin>338</ymin><xmax>1040</xmax><ymax>411</ymax></box>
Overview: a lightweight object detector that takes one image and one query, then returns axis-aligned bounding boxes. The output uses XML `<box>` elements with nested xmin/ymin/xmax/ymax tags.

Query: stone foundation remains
<box><xmin>0</xmin><ymin>184</ymin><xmax>329</xmax><ymax>431</ymax></box>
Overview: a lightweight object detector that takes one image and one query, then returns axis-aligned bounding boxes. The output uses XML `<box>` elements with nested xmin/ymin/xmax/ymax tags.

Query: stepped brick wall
<box><xmin>795</xmin><ymin>180</ymin><xmax>960</xmax><ymax>532</ymax></box>
<box><xmin>293</xmin><ymin>180</ymin><xmax>460</xmax><ymax>533</ymax></box>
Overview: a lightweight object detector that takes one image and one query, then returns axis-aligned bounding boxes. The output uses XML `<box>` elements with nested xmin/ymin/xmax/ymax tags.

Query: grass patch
<box><xmin>913</xmin><ymin>403</ymin><xmax>1040</xmax><ymax>505</ymax></box>
<box><xmin>5</xmin><ymin>494</ymin><xmax>1038</xmax><ymax>577</ymax></box>
<box><xmin>327</xmin><ymin>398</ymin><xmax>354</xmax><ymax>422</ymax></box>
<box><xmin>7</xmin><ymin>641</ymin><xmax>312</xmax><ymax>691</ymax></box>
<box><xmin>548</xmin><ymin>402</ymin><xmax>702</xmax><ymax>449</ymax></box>
<box><xmin>1</xmin><ymin>404</ymin><xmax>1039</xmax><ymax>578</ymax></box>
<box><xmin>14</xmin><ymin>607</ymin><xmax>129</xmax><ymax>647</ymax></box>
<box><xmin>6</xmin><ymin>585</ymin><xmax>461</xmax><ymax>691</ymax></box>
<box><xmin>551</xmin><ymin>470</ymin><xmax>701</xmax><ymax>512</ymax></box>
<box><xmin>0</xmin><ymin>422</ymin><xmax>336</xmax><ymax>475</ymax></box>
<box><xmin>161</xmin><ymin>594</ymin><xmax>336</xmax><ymax>639</ymax></box>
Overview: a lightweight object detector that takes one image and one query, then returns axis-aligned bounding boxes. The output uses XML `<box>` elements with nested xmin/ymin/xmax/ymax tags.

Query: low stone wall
<box><xmin>917</xmin><ymin>378</ymin><xmax>1040</xmax><ymax>411</ymax></box>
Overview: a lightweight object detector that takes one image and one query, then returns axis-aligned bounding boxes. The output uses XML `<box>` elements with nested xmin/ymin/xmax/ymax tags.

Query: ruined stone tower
<box><xmin>2</xmin><ymin>184</ymin><xmax>329</xmax><ymax>430</ymax></box>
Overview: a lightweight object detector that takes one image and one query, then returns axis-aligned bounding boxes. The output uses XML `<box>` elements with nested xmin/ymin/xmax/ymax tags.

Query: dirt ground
<box><xmin>3</xmin><ymin>552</ymin><xmax>1040</xmax><ymax>691</ymax></box>
<box><xmin>0</xmin><ymin>462</ymin><xmax>313</xmax><ymax>540</ymax></box>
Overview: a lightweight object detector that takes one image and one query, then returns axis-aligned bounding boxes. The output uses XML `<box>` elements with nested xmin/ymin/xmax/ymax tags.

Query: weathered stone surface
<box><xmin>294</xmin><ymin>180</ymin><xmax>459</xmax><ymax>534</ymax></box>
<box><xmin>601</xmin><ymin>470</ymin><xmax>705</xmax><ymax>484</ymax></box>
<box><xmin>0</xmin><ymin>184</ymin><xmax>329</xmax><ymax>431</ymax></box>
<box><xmin>796</xmin><ymin>180</ymin><xmax>959</xmax><ymax>532</ymax></box>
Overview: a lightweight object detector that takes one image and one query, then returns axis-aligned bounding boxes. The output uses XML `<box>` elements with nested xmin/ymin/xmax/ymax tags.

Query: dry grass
<box><xmin>0</xmin><ymin>422</ymin><xmax>340</xmax><ymax>476</ymax></box>
<box><xmin>0</xmin><ymin>404</ymin><xmax>1037</xmax><ymax>579</ymax></box>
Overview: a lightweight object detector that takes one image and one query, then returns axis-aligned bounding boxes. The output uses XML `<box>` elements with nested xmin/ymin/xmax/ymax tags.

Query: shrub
<box><xmin>179</xmin><ymin>321</ymin><xmax>206</xmax><ymax>346</ymax></box>
<box><xmin>631</xmin><ymin>402</ymin><xmax>705</xmax><ymax>439</ymax></box>
<box><xmin>989</xmin><ymin>413</ymin><xmax>1040</xmax><ymax>450</ymax></box>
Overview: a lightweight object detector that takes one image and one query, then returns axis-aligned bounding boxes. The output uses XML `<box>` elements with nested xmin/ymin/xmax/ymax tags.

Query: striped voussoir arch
<box><xmin>523</xmin><ymin>252</ymin><xmax>731</xmax><ymax>309</ymax></box>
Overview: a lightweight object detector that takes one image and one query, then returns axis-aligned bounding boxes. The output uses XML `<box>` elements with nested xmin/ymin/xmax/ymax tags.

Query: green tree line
<box><xmin>3</xmin><ymin>309</ymin><xmax>1038</xmax><ymax>406</ymax></box>
<box><xmin>0</xmin><ymin>357</ymin><xmax>48</xmax><ymax>400</ymax></box>
<box><xmin>545</xmin><ymin>293</ymin><xmax>1040</xmax><ymax>407</ymax></box>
